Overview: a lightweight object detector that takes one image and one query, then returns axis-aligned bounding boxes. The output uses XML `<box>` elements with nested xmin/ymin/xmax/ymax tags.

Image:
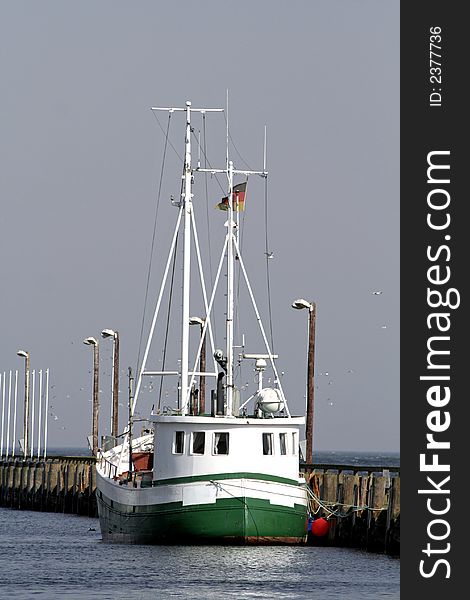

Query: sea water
<box><xmin>0</xmin><ymin>450</ymin><xmax>399</xmax><ymax>599</ymax></box>
<box><xmin>0</xmin><ymin>508</ymin><xmax>399</xmax><ymax>600</ymax></box>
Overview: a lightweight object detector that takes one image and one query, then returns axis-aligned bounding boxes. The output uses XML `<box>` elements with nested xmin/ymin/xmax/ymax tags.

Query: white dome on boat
<box><xmin>255</xmin><ymin>387</ymin><xmax>284</xmax><ymax>414</ymax></box>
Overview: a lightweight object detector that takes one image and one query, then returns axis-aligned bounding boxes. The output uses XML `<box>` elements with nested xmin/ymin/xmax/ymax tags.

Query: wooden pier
<box><xmin>0</xmin><ymin>457</ymin><xmax>399</xmax><ymax>554</ymax></box>
<box><xmin>301</xmin><ymin>464</ymin><xmax>400</xmax><ymax>555</ymax></box>
<box><xmin>0</xmin><ymin>456</ymin><xmax>97</xmax><ymax>517</ymax></box>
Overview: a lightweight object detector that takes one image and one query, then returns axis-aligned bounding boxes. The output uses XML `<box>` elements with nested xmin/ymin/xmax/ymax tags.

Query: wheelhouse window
<box><xmin>292</xmin><ymin>432</ymin><xmax>298</xmax><ymax>456</ymax></box>
<box><xmin>279</xmin><ymin>432</ymin><xmax>287</xmax><ymax>455</ymax></box>
<box><xmin>192</xmin><ymin>431</ymin><xmax>205</xmax><ymax>455</ymax></box>
<box><xmin>262</xmin><ymin>433</ymin><xmax>273</xmax><ymax>455</ymax></box>
<box><xmin>213</xmin><ymin>432</ymin><xmax>229</xmax><ymax>455</ymax></box>
<box><xmin>173</xmin><ymin>431</ymin><xmax>185</xmax><ymax>454</ymax></box>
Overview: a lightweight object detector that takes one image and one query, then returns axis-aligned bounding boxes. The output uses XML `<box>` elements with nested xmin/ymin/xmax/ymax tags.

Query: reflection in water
<box><xmin>0</xmin><ymin>508</ymin><xmax>399</xmax><ymax>599</ymax></box>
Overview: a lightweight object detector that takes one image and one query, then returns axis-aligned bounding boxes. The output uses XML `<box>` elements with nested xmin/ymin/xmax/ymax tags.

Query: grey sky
<box><xmin>0</xmin><ymin>1</ymin><xmax>399</xmax><ymax>452</ymax></box>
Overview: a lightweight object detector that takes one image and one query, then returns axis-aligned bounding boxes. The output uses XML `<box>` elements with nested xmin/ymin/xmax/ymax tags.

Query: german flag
<box><xmin>216</xmin><ymin>182</ymin><xmax>247</xmax><ymax>212</ymax></box>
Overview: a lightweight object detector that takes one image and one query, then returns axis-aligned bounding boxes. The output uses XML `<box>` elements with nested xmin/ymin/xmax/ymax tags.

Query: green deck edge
<box><xmin>152</xmin><ymin>471</ymin><xmax>301</xmax><ymax>486</ymax></box>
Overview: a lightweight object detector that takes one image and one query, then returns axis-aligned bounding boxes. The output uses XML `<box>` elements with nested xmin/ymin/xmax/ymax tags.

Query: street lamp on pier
<box><xmin>101</xmin><ymin>329</ymin><xmax>119</xmax><ymax>441</ymax></box>
<box><xmin>292</xmin><ymin>299</ymin><xmax>316</xmax><ymax>464</ymax></box>
<box><xmin>83</xmin><ymin>337</ymin><xmax>99</xmax><ymax>455</ymax></box>
<box><xmin>17</xmin><ymin>350</ymin><xmax>30</xmax><ymax>458</ymax></box>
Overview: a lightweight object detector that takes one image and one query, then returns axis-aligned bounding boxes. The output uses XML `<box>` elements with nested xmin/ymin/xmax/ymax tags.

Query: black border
<box><xmin>401</xmin><ymin>3</ymin><xmax>467</xmax><ymax>596</ymax></box>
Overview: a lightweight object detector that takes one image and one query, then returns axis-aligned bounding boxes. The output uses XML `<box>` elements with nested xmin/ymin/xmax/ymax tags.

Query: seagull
<box><xmin>372</xmin><ymin>290</ymin><xmax>383</xmax><ymax>295</ymax></box>
<box><xmin>381</xmin><ymin>325</ymin><xmax>388</xmax><ymax>329</ymax></box>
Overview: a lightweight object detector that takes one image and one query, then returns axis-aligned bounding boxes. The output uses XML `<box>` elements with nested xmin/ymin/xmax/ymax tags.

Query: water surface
<box><xmin>0</xmin><ymin>507</ymin><xmax>399</xmax><ymax>599</ymax></box>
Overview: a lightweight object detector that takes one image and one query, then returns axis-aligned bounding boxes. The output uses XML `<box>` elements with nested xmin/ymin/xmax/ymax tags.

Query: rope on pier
<box><xmin>304</xmin><ymin>484</ymin><xmax>385</xmax><ymax>519</ymax></box>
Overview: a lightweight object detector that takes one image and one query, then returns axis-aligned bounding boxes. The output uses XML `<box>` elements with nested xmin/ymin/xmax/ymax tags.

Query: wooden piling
<box><xmin>303</xmin><ymin>464</ymin><xmax>400</xmax><ymax>555</ymax></box>
<box><xmin>0</xmin><ymin>456</ymin><xmax>97</xmax><ymax>517</ymax></box>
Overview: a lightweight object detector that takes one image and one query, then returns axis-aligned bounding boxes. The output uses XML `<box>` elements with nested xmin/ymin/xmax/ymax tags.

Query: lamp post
<box><xmin>292</xmin><ymin>299</ymin><xmax>316</xmax><ymax>464</ymax></box>
<box><xmin>83</xmin><ymin>337</ymin><xmax>99</xmax><ymax>455</ymax></box>
<box><xmin>189</xmin><ymin>317</ymin><xmax>206</xmax><ymax>414</ymax></box>
<box><xmin>17</xmin><ymin>350</ymin><xmax>30</xmax><ymax>458</ymax></box>
<box><xmin>101</xmin><ymin>329</ymin><xmax>119</xmax><ymax>441</ymax></box>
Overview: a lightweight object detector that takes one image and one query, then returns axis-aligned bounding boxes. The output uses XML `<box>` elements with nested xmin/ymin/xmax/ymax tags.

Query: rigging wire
<box><xmin>151</xmin><ymin>110</ymin><xmax>183</xmax><ymax>162</ymax></box>
<box><xmin>264</xmin><ymin>175</ymin><xmax>275</xmax><ymax>352</ymax></box>
<box><xmin>235</xmin><ymin>179</ymin><xmax>248</xmax><ymax>360</ymax></box>
<box><xmin>191</xmin><ymin>128</ymin><xmax>226</xmax><ymax>194</ymax></box>
<box><xmin>223</xmin><ymin>112</ymin><xmax>254</xmax><ymax>171</ymax></box>
<box><xmin>202</xmin><ymin>117</ymin><xmax>214</xmax><ymax>307</ymax></box>
<box><xmin>222</xmin><ymin>110</ymin><xmax>275</xmax><ymax>358</ymax></box>
<box><xmin>136</xmin><ymin>112</ymin><xmax>172</xmax><ymax>379</ymax></box>
<box><xmin>158</xmin><ymin>230</ymin><xmax>180</xmax><ymax>411</ymax></box>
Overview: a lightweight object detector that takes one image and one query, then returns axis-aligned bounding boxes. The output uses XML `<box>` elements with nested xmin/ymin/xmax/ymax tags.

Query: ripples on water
<box><xmin>0</xmin><ymin>508</ymin><xmax>399</xmax><ymax>600</ymax></box>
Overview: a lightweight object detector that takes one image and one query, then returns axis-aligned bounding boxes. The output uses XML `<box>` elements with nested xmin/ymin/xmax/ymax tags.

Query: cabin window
<box><xmin>191</xmin><ymin>431</ymin><xmax>205</xmax><ymax>455</ymax></box>
<box><xmin>262</xmin><ymin>433</ymin><xmax>273</xmax><ymax>455</ymax></box>
<box><xmin>213</xmin><ymin>432</ymin><xmax>229</xmax><ymax>455</ymax></box>
<box><xmin>174</xmin><ymin>431</ymin><xmax>185</xmax><ymax>454</ymax></box>
<box><xmin>292</xmin><ymin>432</ymin><xmax>298</xmax><ymax>455</ymax></box>
<box><xmin>279</xmin><ymin>433</ymin><xmax>287</xmax><ymax>455</ymax></box>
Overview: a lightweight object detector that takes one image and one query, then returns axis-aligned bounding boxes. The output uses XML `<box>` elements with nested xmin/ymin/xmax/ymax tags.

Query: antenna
<box><xmin>226</xmin><ymin>89</ymin><xmax>229</xmax><ymax>172</ymax></box>
<box><xmin>197</xmin><ymin>130</ymin><xmax>201</xmax><ymax>169</ymax></box>
<box><xmin>263</xmin><ymin>125</ymin><xmax>267</xmax><ymax>172</ymax></box>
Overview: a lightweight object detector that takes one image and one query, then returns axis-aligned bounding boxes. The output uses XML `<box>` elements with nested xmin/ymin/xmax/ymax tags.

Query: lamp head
<box><xmin>83</xmin><ymin>337</ymin><xmax>98</xmax><ymax>346</ymax></box>
<box><xmin>101</xmin><ymin>329</ymin><xmax>117</xmax><ymax>339</ymax></box>
<box><xmin>17</xmin><ymin>350</ymin><xmax>29</xmax><ymax>358</ymax></box>
<box><xmin>189</xmin><ymin>316</ymin><xmax>205</xmax><ymax>327</ymax></box>
<box><xmin>292</xmin><ymin>298</ymin><xmax>312</xmax><ymax>311</ymax></box>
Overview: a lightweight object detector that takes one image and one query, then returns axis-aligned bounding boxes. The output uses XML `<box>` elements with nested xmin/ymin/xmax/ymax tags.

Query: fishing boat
<box><xmin>95</xmin><ymin>100</ymin><xmax>309</xmax><ymax>544</ymax></box>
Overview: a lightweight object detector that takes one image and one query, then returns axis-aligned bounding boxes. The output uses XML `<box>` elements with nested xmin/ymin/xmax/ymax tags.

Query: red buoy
<box><xmin>311</xmin><ymin>517</ymin><xmax>329</xmax><ymax>537</ymax></box>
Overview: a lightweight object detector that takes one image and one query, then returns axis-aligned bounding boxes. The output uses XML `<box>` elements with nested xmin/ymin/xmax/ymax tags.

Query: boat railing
<box><xmin>97</xmin><ymin>449</ymin><xmax>119</xmax><ymax>479</ymax></box>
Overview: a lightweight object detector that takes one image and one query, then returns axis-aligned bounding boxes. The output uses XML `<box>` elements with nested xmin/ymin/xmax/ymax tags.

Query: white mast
<box><xmin>136</xmin><ymin>102</ymin><xmax>223</xmax><ymax>417</ymax></box>
<box><xmin>181</xmin><ymin>100</ymin><xmax>193</xmax><ymax>413</ymax></box>
<box><xmin>226</xmin><ymin>161</ymin><xmax>235</xmax><ymax>415</ymax></box>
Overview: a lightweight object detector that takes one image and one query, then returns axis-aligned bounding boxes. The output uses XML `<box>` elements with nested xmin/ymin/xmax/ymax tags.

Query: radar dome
<box><xmin>255</xmin><ymin>388</ymin><xmax>284</xmax><ymax>414</ymax></box>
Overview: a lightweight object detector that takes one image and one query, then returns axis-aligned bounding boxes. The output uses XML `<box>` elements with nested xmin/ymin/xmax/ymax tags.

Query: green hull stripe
<box><xmin>153</xmin><ymin>471</ymin><xmax>301</xmax><ymax>486</ymax></box>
